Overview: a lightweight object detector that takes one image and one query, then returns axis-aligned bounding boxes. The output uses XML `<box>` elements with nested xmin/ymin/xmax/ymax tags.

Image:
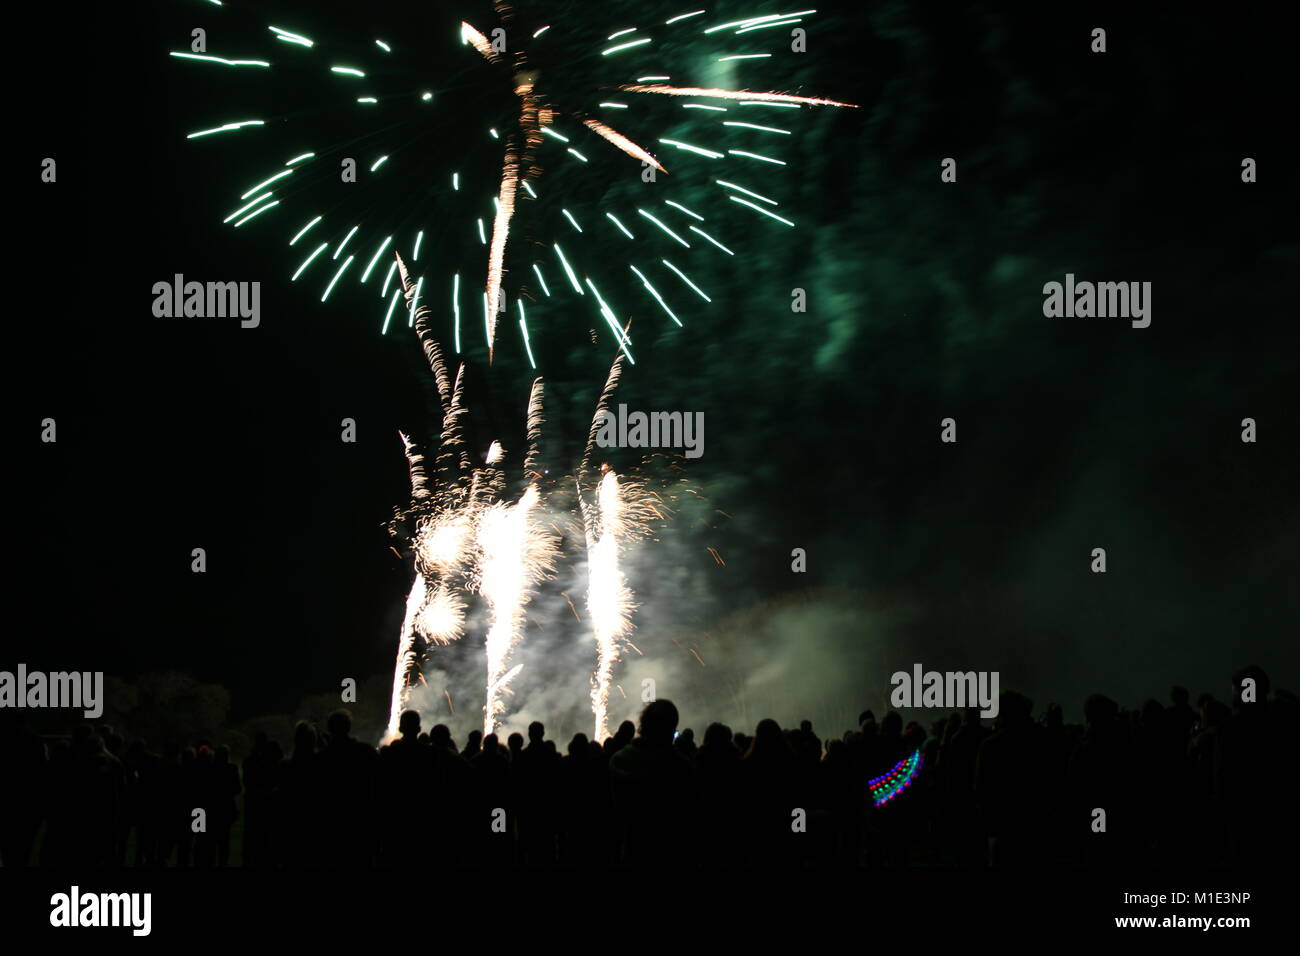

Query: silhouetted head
<box><xmin>703</xmin><ymin>722</ymin><xmax>731</xmax><ymax>750</ymax></box>
<box><xmin>507</xmin><ymin>732</ymin><xmax>524</xmax><ymax>753</ymax></box>
<box><xmin>637</xmin><ymin>699</ymin><xmax>679</xmax><ymax>745</ymax></box>
<box><xmin>799</xmin><ymin>719</ymin><xmax>813</xmax><ymax>734</ymax></box>
<box><xmin>430</xmin><ymin>724</ymin><xmax>452</xmax><ymax>749</ymax></box>
<box><xmin>399</xmin><ymin>709</ymin><xmax>421</xmax><ymax>738</ymax></box>
<box><xmin>327</xmin><ymin>709</ymin><xmax>353</xmax><ymax>742</ymax></box>
<box><xmin>1171</xmin><ymin>685</ymin><xmax>1190</xmax><ymax>707</ymax></box>
<box><xmin>292</xmin><ymin>720</ymin><xmax>316</xmax><ymax>758</ymax></box>
<box><xmin>745</xmin><ymin>718</ymin><xmax>791</xmax><ymax>759</ymax></box>
<box><xmin>881</xmin><ymin>711</ymin><xmax>903</xmax><ymax>737</ymax></box>
<box><xmin>616</xmin><ymin>719</ymin><xmax>636</xmax><ymax>742</ymax></box>
<box><xmin>482</xmin><ymin>733</ymin><xmax>499</xmax><ymax>753</ymax></box>
<box><xmin>568</xmin><ymin>733</ymin><xmax>589</xmax><ymax>757</ymax></box>
<box><xmin>858</xmin><ymin>709</ymin><xmax>874</xmax><ymax>727</ymax></box>
<box><xmin>997</xmin><ymin>692</ymin><xmax>1033</xmax><ymax>727</ymax></box>
<box><xmin>528</xmin><ymin>721</ymin><xmax>544</xmax><ymax>743</ymax></box>
<box><xmin>1083</xmin><ymin>694</ymin><xmax>1119</xmax><ymax>728</ymax></box>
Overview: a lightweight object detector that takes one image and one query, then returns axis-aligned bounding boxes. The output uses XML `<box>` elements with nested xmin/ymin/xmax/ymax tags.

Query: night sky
<box><xmin>15</xmin><ymin>1</ymin><xmax>1297</xmax><ymax>736</ymax></box>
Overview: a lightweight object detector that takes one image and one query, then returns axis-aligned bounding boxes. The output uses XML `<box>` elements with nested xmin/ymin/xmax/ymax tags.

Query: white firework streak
<box><xmin>586</xmin><ymin>470</ymin><xmax>635</xmax><ymax>742</ymax></box>
<box><xmin>386</xmin><ymin>570</ymin><xmax>430</xmax><ymax>740</ymax></box>
<box><xmin>477</xmin><ymin>482</ymin><xmax>556</xmax><ymax>735</ymax></box>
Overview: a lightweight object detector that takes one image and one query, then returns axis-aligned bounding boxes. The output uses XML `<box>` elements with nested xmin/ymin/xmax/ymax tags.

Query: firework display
<box><xmin>171</xmin><ymin>1</ymin><xmax>855</xmax><ymax>365</ymax></box>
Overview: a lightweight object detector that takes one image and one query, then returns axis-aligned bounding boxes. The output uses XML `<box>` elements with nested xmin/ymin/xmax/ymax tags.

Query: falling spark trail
<box><xmin>620</xmin><ymin>84</ymin><xmax>857</xmax><ymax>108</ymax></box>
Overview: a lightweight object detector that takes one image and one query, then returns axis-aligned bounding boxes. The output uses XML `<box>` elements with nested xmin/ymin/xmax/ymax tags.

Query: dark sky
<box><xmin>14</xmin><ymin>1</ymin><xmax>1297</xmax><ymax>729</ymax></box>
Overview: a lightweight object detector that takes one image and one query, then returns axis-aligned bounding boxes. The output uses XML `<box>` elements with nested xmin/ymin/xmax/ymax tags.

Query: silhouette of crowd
<box><xmin>1</xmin><ymin>665</ymin><xmax>1294</xmax><ymax>868</ymax></box>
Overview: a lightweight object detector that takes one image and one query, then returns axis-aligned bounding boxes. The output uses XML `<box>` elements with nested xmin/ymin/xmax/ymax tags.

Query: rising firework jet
<box><xmin>167</xmin><ymin>1</ymin><xmax>856</xmax><ymax>365</ymax></box>
<box><xmin>577</xmin><ymin>356</ymin><xmax>663</xmax><ymax>740</ymax></box>
<box><xmin>385</xmin><ymin>254</ymin><xmax>557</xmax><ymax>737</ymax></box>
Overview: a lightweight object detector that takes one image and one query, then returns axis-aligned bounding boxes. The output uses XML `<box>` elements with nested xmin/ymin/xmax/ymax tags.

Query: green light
<box><xmin>630</xmin><ymin>265</ymin><xmax>682</xmax><ymax>326</ymax></box>
<box><xmin>562</xmin><ymin>210</ymin><xmax>583</xmax><ymax>233</ymax></box>
<box><xmin>268</xmin><ymin>26</ymin><xmax>314</xmax><ymax>47</ymax></box>
<box><xmin>421</xmin><ymin>92</ymin><xmax>433</xmax><ymax>101</ymax></box>
<box><xmin>566</xmin><ymin>148</ymin><xmax>588</xmax><ymax>163</ymax></box>
<box><xmin>729</xmin><ymin>195</ymin><xmax>794</xmax><ymax>225</ymax></box>
<box><xmin>715</xmin><ymin>178</ymin><xmax>778</xmax><ymax>205</ymax></box>
<box><xmin>239</xmin><ymin>169</ymin><xmax>292</xmax><ymax>200</ymax></box>
<box><xmin>333</xmin><ymin>225</ymin><xmax>359</xmax><ymax>260</ymax></box>
<box><xmin>357</xmin><ymin>97</ymin><xmax>378</xmax><ymax>105</ymax></box>
<box><xmin>659</xmin><ymin>138</ymin><xmax>723</xmax><ymax>159</ymax></box>
<box><xmin>532</xmin><ymin>264</ymin><xmax>551</xmax><ymax>297</ymax></box>
<box><xmin>541</xmin><ymin>127</ymin><xmax>570</xmax><ymax>143</ymax></box>
<box><xmin>683</xmin><ymin>103</ymin><xmax>727</xmax><ymax>112</ymax></box>
<box><xmin>608</xmin><ymin>28</ymin><xmax>638</xmax><ymax>40</ymax></box>
<box><xmin>381</xmin><ymin>288</ymin><xmax>401</xmax><ymax>334</ymax></box>
<box><xmin>637</xmin><ymin>76</ymin><xmax>671</xmax><ymax>82</ymax></box>
<box><xmin>738</xmin><ymin>100</ymin><xmax>801</xmax><ymax>109</ymax></box>
<box><xmin>407</xmin><ymin>276</ymin><xmax>424</xmax><ymax>326</ymax></box>
<box><xmin>665</xmin><ymin>200</ymin><xmax>704</xmax><ymax>221</ymax></box>
<box><xmin>518</xmin><ymin>301</ymin><xmax>536</xmax><ymax>369</ymax></box>
<box><xmin>223</xmin><ymin>192</ymin><xmax>272</xmax><ymax>223</ymax></box>
<box><xmin>689</xmin><ymin>225</ymin><xmax>734</xmax><ymax>255</ymax></box>
<box><xmin>330</xmin><ymin>66</ymin><xmax>365</xmax><ymax>77</ymax></box>
<box><xmin>285</xmin><ymin>152</ymin><xmax>315</xmax><ymax>166</ymax></box>
<box><xmin>728</xmin><ymin>149</ymin><xmax>786</xmax><ymax>165</ymax></box>
<box><xmin>453</xmin><ymin>273</ymin><xmax>462</xmax><ymax>352</ymax></box>
<box><xmin>321</xmin><ymin>255</ymin><xmax>355</xmax><ymax>301</ymax></box>
<box><xmin>522</xmin><ymin>181</ymin><xmax>537</xmax><ymax>198</ymax></box>
<box><xmin>665</xmin><ymin>11</ymin><xmax>705</xmax><ymax>24</ymax></box>
<box><xmin>375</xmin><ymin>40</ymin><xmax>392</xmax><ymax>53</ymax></box>
<box><xmin>360</xmin><ymin>236</ymin><xmax>393</xmax><ymax>282</ymax></box>
<box><xmin>602</xmin><ymin>38</ymin><xmax>652</xmax><ymax>56</ymax></box>
<box><xmin>292</xmin><ymin>242</ymin><xmax>328</xmax><ymax>281</ymax></box>
<box><xmin>452</xmin><ymin>172</ymin><xmax>460</xmax><ymax>191</ymax></box>
<box><xmin>233</xmin><ymin>200</ymin><xmax>278</xmax><ymax>227</ymax></box>
<box><xmin>662</xmin><ymin>260</ymin><xmax>711</xmax><ymax>302</ymax></box>
<box><xmin>736</xmin><ymin>17</ymin><xmax>804</xmax><ymax>34</ymax></box>
<box><xmin>370</xmin><ymin>155</ymin><xmax>388</xmax><ymax>171</ymax></box>
<box><xmin>187</xmin><ymin>120</ymin><xmax>263</xmax><ymax>139</ymax></box>
<box><xmin>718</xmin><ymin>54</ymin><xmax>771</xmax><ymax>62</ymax></box>
<box><xmin>289</xmin><ymin>215</ymin><xmax>322</xmax><ymax>246</ymax></box>
<box><xmin>723</xmin><ymin>121</ymin><xmax>791</xmax><ymax>135</ymax></box>
<box><xmin>169</xmin><ymin>52</ymin><xmax>269</xmax><ymax>68</ymax></box>
<box><xmin>605</xmin><ymin>213</ymin><xmax>635</xmax><ymax>239</ymax></box>
<box><xmin>554</xmin><ymin>245</ymin><xmax>583</xmax><ymax>294</ymax></box>
<box><xmin>637</xmin><ymin>209</ymin><xmax>691</xmax><ymax>248</ymax></box>
<box><xmin>599</xmin><ymin>102</ymin><xmax>629</xmax><ymax>109</ymax></box>
<box><xmin>584</xmin><ymin>277</ymin><xmax>635</xmax><ymax>363</ymax></box>
<box><xmin>476</xmin><ymin>219</ymin><xmax>486</xmax><ymax>245</ymax></box>
<box><xmin>380</xmin><ymin>261</ymin><xmax>398</xmax><ymax>296</ymax></box>
<box><xmin>412</xmin><ymin>230</ymin><xmax>424</xmax><ymax>260</ymax></box>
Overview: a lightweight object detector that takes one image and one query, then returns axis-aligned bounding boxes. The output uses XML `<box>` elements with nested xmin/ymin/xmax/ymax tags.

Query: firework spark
<box><xmin>174</xmin><ymin>4</ymin><xmax>856</xmax><ymax>362</ymax></box>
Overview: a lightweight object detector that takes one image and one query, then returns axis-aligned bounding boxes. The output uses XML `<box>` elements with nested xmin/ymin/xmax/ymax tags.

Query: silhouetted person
<box><xmin>312</xmin><ymin>710</ymin><xmax>378</xmax><ymax>866</ymax></box>
<box><xmin>378</xmin><ymin>709</ymin><xmax>438</xmax><ymax>865</ymax></box>
<box><xmin>976</xmin><ymin>692</ymin><xmax>1048</xmax><ymax>866</ymax></box>
<box><xmin>609</xmin><ymin>700</ymin><xmax>696</xmax><ymax>865</ymax></box>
